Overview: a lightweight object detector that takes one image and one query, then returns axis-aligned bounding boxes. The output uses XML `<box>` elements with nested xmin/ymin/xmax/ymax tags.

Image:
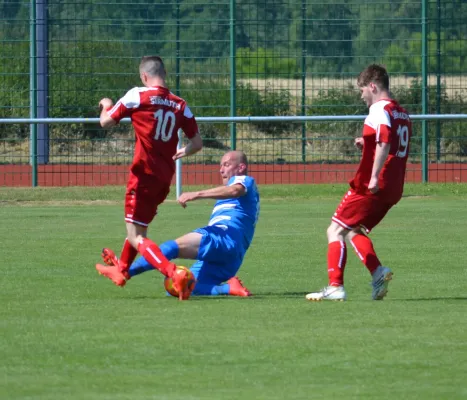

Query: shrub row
<box><xmin>2</xmin><ymin>74</ymin><xmax>466</xmax><ymax>156</ymax></box>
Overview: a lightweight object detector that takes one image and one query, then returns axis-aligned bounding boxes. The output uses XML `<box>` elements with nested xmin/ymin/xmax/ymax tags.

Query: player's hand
<box><xmin>368</xmin><ymin>177</ymin><xmax>379</xmax><ymax>194</ymax></box>
<box><xmin>354</xmin><ymin>137</ymin><xmax>364</xmax><ymax>150</ymax></box>
<box><xmin>173</xmin><ymin>148</ymin><xmax>186</xmax><ymax>161</ymax></box>
<box><xmin>99</xmin><ymin>98</ymin><xmax>114</xmax><ymax>110</ymax></box>
<box><xmin>177</xmin><ymin>192</ymin><xmax>198</xmax><ymax>208</ymax></box>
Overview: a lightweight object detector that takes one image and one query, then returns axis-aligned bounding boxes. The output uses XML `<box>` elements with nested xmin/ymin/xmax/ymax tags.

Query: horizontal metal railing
<box><xmin>1</xmin><ymin>114</ymin><xmax>467</xmax><ymax>124</ymax></box>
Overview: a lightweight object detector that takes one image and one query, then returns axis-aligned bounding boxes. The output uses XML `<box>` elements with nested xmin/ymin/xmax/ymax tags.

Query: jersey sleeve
<box><xmin>228</xmin><ymin>175</ymin><xmax>251</xmax><ymax>193</ymax></box>
<box><xmin>180</xmin><ymin>105</ymin><xmax>199</xmax><ymax>139</ymax></box>
<box><xmin>375</xmin><ymin>109</ymin><xmax>392</xmax><ymax>143</ymax></box>
<box><xmin>107</xmin><ymin>87</ymin><xmax>141</xmax><ymax>123</ymax></box>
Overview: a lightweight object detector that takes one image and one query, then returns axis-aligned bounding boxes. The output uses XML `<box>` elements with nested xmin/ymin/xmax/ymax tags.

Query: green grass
<box><xmin>1</xmin><ymin>184</ymin><xmax>467</xmax><ymax>399</ymax></box>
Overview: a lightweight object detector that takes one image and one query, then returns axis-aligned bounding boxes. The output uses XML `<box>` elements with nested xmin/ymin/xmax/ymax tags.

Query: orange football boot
<box><xmin>227</xmin><ymin>276</ymin><xmax>252</xmax><ymax>297</ymax></box>
<box><xmin>96</xmin><ymin>264</ymin><xmax>129</xmax><ymax>287</ymax></box>
<box><xmin>101</xmin><ymin>248</ymin><xmax>119</xmax><ymax>267</ymax></box>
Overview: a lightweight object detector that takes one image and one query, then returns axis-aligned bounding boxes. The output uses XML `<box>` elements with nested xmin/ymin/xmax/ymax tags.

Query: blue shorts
<box><xmin>190</xmin><ymin>225</ymin><xmax>245</xmax><ymax>285</ymax></box>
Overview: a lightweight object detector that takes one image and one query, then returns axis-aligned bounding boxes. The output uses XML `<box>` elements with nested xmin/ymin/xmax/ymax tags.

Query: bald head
<box><xmin>220</xmin><ymin>150</ymin><xmax>249</xmax><ymax>184</ymax></box>
<box><xmin>228</xmin><ymin>150</ymin><xmax>248</xmax><ymax>167</ymax></box>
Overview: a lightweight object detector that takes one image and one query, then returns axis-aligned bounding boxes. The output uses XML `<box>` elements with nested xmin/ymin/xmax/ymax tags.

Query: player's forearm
<box><xmin>99</xmin><ymin>110</ymin><xmax>116</xmax><ymax>128</ymax></box>
<box><xmin>99</xmin><ymin>99</ymin><xmax>117</xmax><ymax>128</ymax></box>
<box><xmin>196</xmin><ymin>184</ymin><xmax>244</xmax><ymax>200</ymax></box>
<box><xmin>184</xmin><ymin>133</ymin><xmax>203</xmax><ymax>156</ymax></box>
<box><xmin>371</xmin><ymin>142</ymin><xmax>390</xmax><ymax>179</ymax></box>
<box><xmin>183</xmin><ymin>142</ymin><xmax>201</xmax><ymax>157</ymax></box>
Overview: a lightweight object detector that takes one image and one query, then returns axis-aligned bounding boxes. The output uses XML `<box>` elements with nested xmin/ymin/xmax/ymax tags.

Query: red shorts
<box><xmin>124</xmin><ymin>172</ymin><xmax>171</xmax><ymax>227</ymax></box>
<box><xmin>331</xmin><ymin>188</ymin><xmax>394</xmax><ymax>233</ymax></box>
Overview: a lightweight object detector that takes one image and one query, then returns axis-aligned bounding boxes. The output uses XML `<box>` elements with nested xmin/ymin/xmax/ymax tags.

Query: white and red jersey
<box><xmin>350</xmin><ymin>99</ymin><xmax>411</xmax><ymax>204</ymax></box>
<box><xmin>108</xmin><ymin>86</ymin><xmax>199</xmax><ymax>184</ymax></box>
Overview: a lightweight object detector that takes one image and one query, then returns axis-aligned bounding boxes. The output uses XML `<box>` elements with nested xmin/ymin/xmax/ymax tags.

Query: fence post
<box><xmin>421</xmin><ymin>0</ymin><xmax>429</xmax><ymax>182</ymax></box>
<box><xmin>435</xmin><ymin>0</ymin><xmax>441</xmax><ymax>162</ymax></box>
<box><xmin>30</xmin><ymin>0</ymin><xmax>38</xmax><ymax>187</ymax></box>
<box><xmin>175</xmin><ymin>0</ymin><xmax>181</xmax><ymax>199</ymax></box>
<box><xmin>176</xmin><ymin>129</ymin><xmax>182</xmax><ymax>199</ymax></box>
<box><xmin>175</xmin><ymin>0</ymin><xmax>180</xmax><ymax>97</ymax></box>
<box><xmin>301</xmin><ymin>0</ymin><xmax>307</xmax><ymax>163</ymax></box>
<box><xmin>37</xmin><ymin>0</ymin><xmax>49</xmax><ymax>165</ymax></box>
<box><xmin>229</xmin><ymin>0</ymin><xmax>236</xmax><ymax>150</ymax></box>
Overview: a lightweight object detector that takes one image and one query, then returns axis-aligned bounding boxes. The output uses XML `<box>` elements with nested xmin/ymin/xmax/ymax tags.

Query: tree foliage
<box><xmin>1</xmin><ymin>0</ymin><xmax>465</xmax><ymax>75</ymax></box>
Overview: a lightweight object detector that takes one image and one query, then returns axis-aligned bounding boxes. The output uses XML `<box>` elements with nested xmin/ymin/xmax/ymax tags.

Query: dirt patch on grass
<box><xmin>241</xmin><ymin>75</ymin><xmax>467</xmax><ymax>98</ymax></box>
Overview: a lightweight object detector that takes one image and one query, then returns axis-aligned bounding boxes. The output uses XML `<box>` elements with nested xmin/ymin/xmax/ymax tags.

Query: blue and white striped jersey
<box><xmin>208</xmin><ymin>175</ymin><xmax>260</xmax><ymax>249</ymax></box>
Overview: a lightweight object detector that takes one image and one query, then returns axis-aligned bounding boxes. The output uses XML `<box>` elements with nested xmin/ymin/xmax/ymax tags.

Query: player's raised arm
<box><xmin>178</xmin><ymin>184</ymin><xmax>245</xmax><ymax>208</ymax></box>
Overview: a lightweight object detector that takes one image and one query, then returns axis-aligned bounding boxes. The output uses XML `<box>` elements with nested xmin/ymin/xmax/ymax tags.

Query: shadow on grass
<box><xmin>126</xmin><ymin>293</ymin><xmax>467</xmax><ymax>301</ymax></box>
<box><xmin>395</xmin><ymin>297</ymin><xmax>467</xmax><ymax>301</ymax></box>
<box><xmin>128</xmin><ymin>292</ymin><xmax>307</xmax><ymax>300</ymax></box>
<box><xmin>129</xmin><ymin>295</ymin><xmax>253</xmax><ymax>301</ymax></box>
<box><xmin>253</xmin><ymin>291</ymin><xmax>306</xmax><ymax>298</ymax></box>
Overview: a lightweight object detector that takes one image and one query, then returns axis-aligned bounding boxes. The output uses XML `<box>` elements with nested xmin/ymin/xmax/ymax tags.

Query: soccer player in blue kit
<box><xmin>97</xmin><ymin>150</ymin><xmax>260</xmax><ymax>297</ymax></box>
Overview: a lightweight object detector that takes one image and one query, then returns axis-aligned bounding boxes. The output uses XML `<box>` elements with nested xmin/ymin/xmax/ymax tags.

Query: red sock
<box><xmin>327</xmin><ymin>241</ymin><xmax>347</xmax><ymax>286</ymax></box>
<box><xmin>118</xmin><ymin>238</ymin><xmax>138</xmax><ymax>272</ymax></box>
<box><xmin>137</xmin><ymin>238</ymin><xmax>176</xmax><ymax>278</ymax></box>
<box><xmin>350</xmin><ymin>234</ymin><xmax>381</xmax><ymax>274</ymax></box>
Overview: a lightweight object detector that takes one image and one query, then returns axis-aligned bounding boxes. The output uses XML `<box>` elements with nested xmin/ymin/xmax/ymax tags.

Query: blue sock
<box><xmin>192</xmin><ymin>283</ymin><xmax>230</xmax><ymax>296</ymax></box>
<box><xmin>159</xmin><ymin>240</ymin><xmax>179</xmax><ymax>260</ymax></box>
<box><xmin>128</xmin><ymin>256</ymin><xmax>153</xmax><ymax>277</ymax></box>
<box><xmin>213</xmin><ymin>284</ymin><xmax>230</xmax><ymax>296</ymax></box>
<box><xmin>128</xmin><ymin>240</ymin><xmax>179</xmax><ymax>277</ymax></box>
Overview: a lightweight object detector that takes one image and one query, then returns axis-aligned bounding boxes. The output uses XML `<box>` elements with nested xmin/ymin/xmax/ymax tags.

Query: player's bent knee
<box><xmin>347</xmin><ymin>227</ymin><xmax>365</xmax><ymax>240</ymax></box>
<box><xmin>126</xmin><ymin>234</ymin><xmax>144</xmax><ymax>249</ymax></box>
<box><xmin>327</xmin><ymin>222</ymin><xmax>348</xmax><ymax>241</ymax></box>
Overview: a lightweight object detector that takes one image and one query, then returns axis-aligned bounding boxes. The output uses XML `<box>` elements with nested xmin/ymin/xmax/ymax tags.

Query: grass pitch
<box><xmin>1</xmin><ymin>184</ymin><xmax>466</xmax><ymax>400</ymax></box>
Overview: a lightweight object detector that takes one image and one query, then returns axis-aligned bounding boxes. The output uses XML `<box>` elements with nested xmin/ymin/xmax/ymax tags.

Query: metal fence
<box><xmin>1</xmin><ymin>0</ymin><xmax>467</xmax><ymax>186</ymax></box>
<box><xmin>2</xmin><ymin>115</ymin><xmax>467</xmax><ymax>187</ymax></box>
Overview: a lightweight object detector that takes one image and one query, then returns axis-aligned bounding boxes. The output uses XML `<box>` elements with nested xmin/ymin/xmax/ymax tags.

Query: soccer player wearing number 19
<box><xmin>96</xmin><ymin>55</ymin><xmax>203</xmax><ymax>300</ymax></box>
<box><xmin>306</xmin><ymin>64</ymin><xmax>412</xmax><ymax>302</ymax></box>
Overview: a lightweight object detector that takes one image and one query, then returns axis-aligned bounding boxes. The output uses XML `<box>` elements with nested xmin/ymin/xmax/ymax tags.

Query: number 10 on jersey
<box><xmin>154</xmin><ymin>109</ymin><xmax>176</xmax><ymax>142</ymax></box>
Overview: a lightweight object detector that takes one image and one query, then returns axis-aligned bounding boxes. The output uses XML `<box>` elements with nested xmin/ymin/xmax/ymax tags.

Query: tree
<box><xmin>382</xmin><ymin>32</ymin><xmax>467</xmax><ymax>74</ymax></box>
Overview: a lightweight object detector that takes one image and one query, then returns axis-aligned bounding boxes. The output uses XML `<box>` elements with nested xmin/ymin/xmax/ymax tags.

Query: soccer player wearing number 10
<box><xmin>306</xmin><ymin>64</ymin><xmax>412</xmax><ymax>302</ymax></box>
<box><xmin>96</xmin><ymin>55</ymin><xmax>203</xmax><ymax>300</ymax></box>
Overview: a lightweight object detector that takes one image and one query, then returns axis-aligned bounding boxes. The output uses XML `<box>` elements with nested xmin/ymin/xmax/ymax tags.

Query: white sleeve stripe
<box><xmin>231</xmin><ymin>175</ymin><xmax>246</xmax><ymax>184</ymax></box>
<box><xmin>184</xmin><ymin>105</ymin><xmax>193</xmax><ymax>118</ymax></box>
<box><xmin>383</xmin><ymin>109</ymin><xmax>391</xmax><ymax>126</ymax></box>
<box><xmin>122</xmin><ymin>89</ymin><xmax>141</xmax><ymax>108</ymax></box>
<box><xmin>367</xmin><ymin>102</ymin><xmax>391</xmax><ymax>130</ymax></box>
<box><xmin>112</xmin><ymin>87</ymin><xmax>141</xmax><ymax>111</ymax></box>
<box><xmin>230</xmin><ymin>175</ymin><xmax>248</xmax><ymax>192</ymax></box>
<box><xmin>108</xmin><ymin>100</ymin><xmax>122</xmax><ymax>116</ymax></box>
